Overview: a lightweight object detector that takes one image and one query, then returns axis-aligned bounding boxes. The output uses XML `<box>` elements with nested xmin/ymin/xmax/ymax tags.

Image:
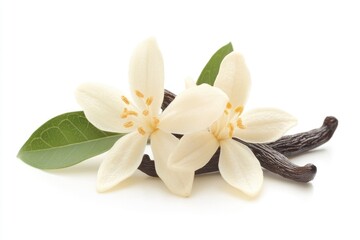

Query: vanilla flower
<box><xmin>75</xmin><ymin>39</ymin><xmax>228</xmax><ymax>196</ymax></box>
<box><xmin>169</xmin><ymin>52</ymin><xmax>297</xmax><ymax>196</ymax></box>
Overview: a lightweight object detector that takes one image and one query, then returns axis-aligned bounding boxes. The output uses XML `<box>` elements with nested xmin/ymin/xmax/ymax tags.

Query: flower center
<box><xmin>211</xmin><ymin>102</ymin><xmax>246</xmax><ymax>141</ymax></box>
<box><xmin>120</xmin><ymin>90</ymin><xmax>160</xmax><ymax>135</ymax></box>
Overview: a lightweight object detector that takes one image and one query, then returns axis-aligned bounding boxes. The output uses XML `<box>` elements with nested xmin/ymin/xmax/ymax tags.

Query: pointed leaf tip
<box><xmin>196</xmin><ymin>42</ymin><xmax>234</xmax><ymax>86</ymax></box>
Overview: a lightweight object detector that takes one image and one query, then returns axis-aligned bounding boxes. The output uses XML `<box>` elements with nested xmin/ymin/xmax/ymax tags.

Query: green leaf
<box><xmin>17</xmin><ymin>112</ymin><xmax>123</xmax><ymax>169</ymax></box>
<box><xmin>196</xmin><ymin>42</ymin><xmax>233</xmax><ymax>86</ymax></box>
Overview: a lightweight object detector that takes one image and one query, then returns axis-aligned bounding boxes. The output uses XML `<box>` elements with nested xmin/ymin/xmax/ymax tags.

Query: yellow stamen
<box><xmin>146</xmin><ymin>97</ymin><xmax>153</xmax><ymax>106</ymax></box>
<box><xmin>135</xmin><ymin>90</ymin><xmax>144</xmax><ymax>98</ymax></box>
<box><xmin>228</xmin><ymin>123</ymin><xmax>234</xmax><ymax>137</ymax></box>
<box><xmin>226</xmin><ymin>102</ymin><xmax>232</xmax><ymax>109</ymax></box>
<box><xmin>123</xmin><ymin>121</ymin><xmax>134</xmax><ymax>128</ymax></box>
<box><xmin>121</xmin><ymin>96</ymin><xmax>130</xmax><ymax>105</ymax></box>
<box><xmin>237</xmin><ymin>119</ymin><xmax>245</xmax><ymax>129</ymax></box>
<box><xmin>138</xmin><ymin>127</ymin><xmax>146</xmax><ymax>135</ymax></box>
<box><xmin>224</xmin><ymin>110</ymin><xmax>229</xmax><ymax>115</ymax></box>
<box><xmin>121</xmin><ymin>108</ymin><xmax>138</xmax><ymax>118</ymax></box>
<box><xmin>142</xmin><ymin>110</ymin><xmax>149</xmax><ymax>116</ymax></box>
<box><xmin>153</xmin><ymin>117</ymin><xmax>160</xmax><ymax>126</ymax></box>
<box><xmin>121</xmin><ymin>108</ymin><xmax>128</xmax><ymax>118</ymax></box>
<box><xmin>235</xmin><ymin>106</ymin><xmax>244</xmax><ymax>114</ymax></box>
<box><xmin>127</xmin><ymin>110</ymin><xmax>138</xmax><ymax>116</ymax></box>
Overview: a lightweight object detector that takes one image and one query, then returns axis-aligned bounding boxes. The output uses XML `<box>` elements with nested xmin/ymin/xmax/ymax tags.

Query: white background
<box><xmin>1</xmin><ymin>0</ymin><xmax>360</xmax><ymax>239</ymax></box>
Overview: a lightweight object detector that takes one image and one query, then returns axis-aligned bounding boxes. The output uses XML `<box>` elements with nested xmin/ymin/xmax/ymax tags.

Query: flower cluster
<box><xmin>76</xmin><ymin>38</ymin><xmax>296</xmax><ymax>197</ymax></box>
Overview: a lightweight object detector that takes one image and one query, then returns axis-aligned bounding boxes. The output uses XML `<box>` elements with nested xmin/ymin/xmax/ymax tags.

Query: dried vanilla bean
<box><xmin>267</xmin><ymin>116</ymin><xmax>338</xmax><ymax>157</ymax></box>
<box><xmin>138</xmin><ymin>154</ymin><xmax>158</xmax><ymax>177</ymax></box>
<box><xmin>138</xmin><ymin>116</ymin><xmax>334</xmax><ymax>182</ymax></box>
<box><xmin>137</xmin><ymin>89</ymin><xmax>337</xmax><ymax>182</ymax></box>
<box><xmin>191</xmin><ymin>141</ymin><xmax>317</xmax><ymax>182</ymax></box>
<box><xmin>240</xmin><ymin>142</ymin><xmax>317</xmax><ymax>182</ymax></box>
<box><xmin>161</xmin><ymin>89</ymin><xmax>175</xmax><ymax>111</ymax></box>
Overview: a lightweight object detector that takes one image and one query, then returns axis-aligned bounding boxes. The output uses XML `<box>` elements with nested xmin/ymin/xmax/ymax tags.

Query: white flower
<box><xmin>169</xmin><ymin>52</ymin><xmax>297</xmax><ymax>197</ymax></box>
<box><xmin>75</xmin><ymin>38</ymin><xmax>228</xmax><ymax>196</ymax></box>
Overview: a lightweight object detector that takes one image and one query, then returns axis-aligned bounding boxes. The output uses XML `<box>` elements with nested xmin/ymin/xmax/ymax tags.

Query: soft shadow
<box><xmin>192</xmin><ymin>170</ymin><xmax>314</xmax><ymax>200</ymax></box>
<box><xmin>191</xmin><ymin>173</ymin><xmax>220</xmax><ymax>195</ymax></box>
<box><xmin>101</xmin><ymin>173</ymin><xmax>148</xmax><ymax>193</ymax></box>
<box><xmin>192</xmin><ymin>173</ymin><xmax>262</xmax><ymax>201</ymax></box>
<box><xmin>224</xmin><ymin>183</ymin><xmax>264</xmax><ymax>201</ymax></box>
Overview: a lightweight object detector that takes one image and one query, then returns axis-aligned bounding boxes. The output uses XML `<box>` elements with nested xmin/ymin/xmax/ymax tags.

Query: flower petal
<box><xmin>159</xmin><ymin>84</ymin><xmax>228</xmax><ymax>134</ymax></box>
<box><xmin>129</xmin><ymin>38</ymin><xmax>164</xmax><ymax>114</ymax></box>
<box><xmin>214</xmin><ymin>52</ymin><xmax>251</xmax><ymax>107</ymax></box>
<box><xmin>169</xmin><ymin>131</ymin><xmax>219</xmax><ymax>171</ymax></box>
<box><xmin>76</xmin><ymin>83</ymin><xmax>138</xmax><ymax>133</ymax></box>
<box><xmin>151</xmin><ymin>130</ymin><xmax>194</xmax><ymax>197</ymax></box>
<box><xmin>219</xmin><ymin>139</ymin><xmax>263</xmax><ymax>196</ymax></box>
<box><xmin>96</xmin><ymin>131</ymin><xmax>148</xmax><ymax>192</ymax></box>
<box><xmin>235</xmin><ymin>108</ymin><xmax>297</xmax><ymax>143</ymax></box>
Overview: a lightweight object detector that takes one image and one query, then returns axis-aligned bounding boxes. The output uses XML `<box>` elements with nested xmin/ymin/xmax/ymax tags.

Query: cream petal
<box><xmin>219</xmin><ymin>139</ymin><xmax>263</xmax><ymax>196</ymax></box>
<box><xmin>129</xmin><ymin>38</ymin><xmax>164</xmax><ymax>114</ymax></box>
<box><xmin>159</xmin><ymin>84</ymin><xmax>228</xmax><ymax>134</ymax></box>
<box><xmin>151</xmin><ymin>130</ymin><xmax>194</xmax><ymax>197</ymax></box>
<box><xmin>76</xmin><ymin>83</ymin><xmax>137</xmax><ymax>133</ymax></box>
<box><xmin>96</xmin><ymin>131</ymin><xmax>148</xmax><ymax>192</ymax></box>
<box><xmin>169</xmin><ymin>131</ymin><xmax>219</xmax><ymax>171</ymax></box>
<box><xmin>214</xmin><ymin>52</ymin><xmax>251</xmax><ymax>107</ymax></box>
<box><xmin>235</xmin><ymin>108</ymin><xmax>297</xmax><ymax>143</ymax></box>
